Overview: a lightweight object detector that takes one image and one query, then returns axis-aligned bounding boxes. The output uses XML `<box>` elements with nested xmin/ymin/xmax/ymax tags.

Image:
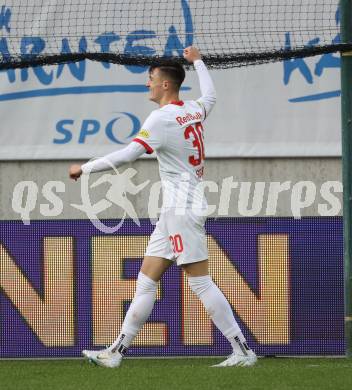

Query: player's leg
<box><xmin>172</xmin><ymin>206</ymin><xmax>257</xmax><ymax>367</ymax></box>
<box><xmin>109</xmin><ymin>256</ymin><xmax>172</xmax><ymax>351</ymax></box>
<box><xmin>108</xmin><ymin>256</ymin><xmax>171</xmax><ymax>350</ymax></box>
<box><xmin>83</xmin><ymin>214</ymin><xmax>175</xmax><ymax>367</ymax></box>
<box><xmin>182</xmin><ymin>260</ymin><xmax>256</xmax><ymax>366</ymax></box>
<box><xmin>140</xmin><ymin>255</ymin><xmax>173</xmax><ymax>281</ymax></box>
<box><xmin>83</xmin><ymin>256</ymin><xmax>172</xmax><ymax>367</ymax></box>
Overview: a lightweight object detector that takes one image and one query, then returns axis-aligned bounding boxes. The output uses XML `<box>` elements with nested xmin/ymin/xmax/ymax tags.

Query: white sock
<box><xmin>109</xmin><ymin>272</ymin><xmax>158</xmax><ymax>355</ymax></box>
<box><xmin>188</xmin><ymin>275</ymin><xmax>251</xmax><ymax>355</ymax></box>
<box><xmin>228</xmin><ymin>334</ymin><xmax>252</xmax><ymax>356</ymax></box>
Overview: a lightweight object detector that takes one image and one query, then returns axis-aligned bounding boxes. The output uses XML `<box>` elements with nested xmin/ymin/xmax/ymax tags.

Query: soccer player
<box><xmin>69</xmin><ymin>47</ymin><xmax>257</xmax><ymax>368</ymax></box>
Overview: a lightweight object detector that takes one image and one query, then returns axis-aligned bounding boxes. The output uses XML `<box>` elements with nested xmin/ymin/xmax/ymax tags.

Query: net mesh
<box><xmin>0</xmin><ymin>0</ymin><xmax>347</xmax><ymax>70</ymax></box>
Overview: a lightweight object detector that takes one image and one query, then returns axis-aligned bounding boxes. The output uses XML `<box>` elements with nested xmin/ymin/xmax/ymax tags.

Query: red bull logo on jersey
<box><xmin>176</xmin><ymin>111</ymin><xmax>202</xmax><ymax>126</ymax></box>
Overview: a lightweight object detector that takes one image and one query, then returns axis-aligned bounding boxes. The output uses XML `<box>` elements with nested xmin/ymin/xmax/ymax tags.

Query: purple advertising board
<box><xmin>0</xmin><ymin>217</ymin><xmax>344</xmax><ymax>358</ymax></box>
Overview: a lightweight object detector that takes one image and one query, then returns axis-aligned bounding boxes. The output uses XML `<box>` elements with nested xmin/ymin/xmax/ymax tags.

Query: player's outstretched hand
<box><xmin>69</xmin><ymin>164</ymin><xmax>83</xmax><ymax>181</ymax></box>
<box><xmin>183</xmin><ymin>46</ymin><xmax>201</xmax><ymax>63</ymax></box>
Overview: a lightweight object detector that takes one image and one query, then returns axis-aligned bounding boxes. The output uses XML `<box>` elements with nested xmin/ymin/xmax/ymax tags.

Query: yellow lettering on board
<box><xmin>182</xmin><ymin>234</ymin><xmax>290</xmax><ymax>345</ymax></box>
<box><xmin>0</xmin><ymin>237</ymin><xmax>74</xmax><ymax>346</ymax></box>
<box><xmin>92</xmin><ymin>236</ymin><xmax>167</xmax><ymax>346</ymax></box>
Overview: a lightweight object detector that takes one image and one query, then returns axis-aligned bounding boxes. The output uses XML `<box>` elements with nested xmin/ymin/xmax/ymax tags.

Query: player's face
<box><xmin>146</xmin><ymin>68</ymin><xmax>166</xmax><ymax>103</ymax></box>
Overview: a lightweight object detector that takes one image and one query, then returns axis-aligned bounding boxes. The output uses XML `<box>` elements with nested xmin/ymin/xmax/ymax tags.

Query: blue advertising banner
<box><xmin>0</xmin><ymin>218</ymin><xmax>344</xmax><ymax>358</ymax></box>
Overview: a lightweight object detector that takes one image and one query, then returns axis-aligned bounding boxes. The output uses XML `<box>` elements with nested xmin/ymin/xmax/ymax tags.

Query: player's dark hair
<box><xmin>149</xmin><ymin>61</ymin><xmax>186</xmax><ymax>89</ymax></box>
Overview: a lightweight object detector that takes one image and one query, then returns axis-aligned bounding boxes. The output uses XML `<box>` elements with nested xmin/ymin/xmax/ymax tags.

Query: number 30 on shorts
<box><xmin>169</xmin><ymin>234</ymin><xmax>184</xmax><ymax>254</ymax></box>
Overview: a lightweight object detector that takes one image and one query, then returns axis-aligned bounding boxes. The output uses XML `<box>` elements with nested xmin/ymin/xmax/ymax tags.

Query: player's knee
<box><xmin>182</xmin><ymin>259</ymin><xmax>209</xmax><ymax>277</ymax></box>
<box><xmin>188</xmin><ymin>274</ymin><xmax>213</xmax><ymax>297</ymax></box>
<box><xmin>135</xmin><ymin>272</ymin><xmax>158</xmax><ymax>297</ymax></box>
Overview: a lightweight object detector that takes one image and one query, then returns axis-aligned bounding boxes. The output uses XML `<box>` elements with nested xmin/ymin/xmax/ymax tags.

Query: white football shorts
<box><xmin>145</xmin><ymin>208</ymin><xmax>208</xmax><ymax>265</ymax></box>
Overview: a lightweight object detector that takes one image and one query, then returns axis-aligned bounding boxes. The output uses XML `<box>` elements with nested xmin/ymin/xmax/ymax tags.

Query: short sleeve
<box><xmin>133</xmin><ymin>111</ymin><xmax>166</xmax><ymax>154</ymax></box>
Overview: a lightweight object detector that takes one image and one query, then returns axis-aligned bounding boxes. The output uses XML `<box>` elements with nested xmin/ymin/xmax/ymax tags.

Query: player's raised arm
<box><xmin>183</xmin><ymin>46</ymin><xmax>217</xmax><ymax>119</ymax></box>
<box><xmin>68</xmin><ymin>141</ymin><xmax>146</xmax><ymax>180</ymax></box>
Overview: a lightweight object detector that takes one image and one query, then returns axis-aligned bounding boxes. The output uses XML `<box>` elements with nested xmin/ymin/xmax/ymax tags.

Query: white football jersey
<box><xmin>81</xmin><ymin>60</ymin><xmax>216</xmax><ymax>212</ymax></box>
<box><xmin>133</xmin><ymin>99</ymin><xmax>209</xmax><ymax>210</ymax></box>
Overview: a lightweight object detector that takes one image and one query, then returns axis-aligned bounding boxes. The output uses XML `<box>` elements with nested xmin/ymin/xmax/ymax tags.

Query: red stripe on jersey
<box><xmin>195</xmin><ymin>123</ymin><xmax>205</xmax><ymax>160</ymax></box>
<box><xmin>170</xmin><ymin>100</ymin><xmax>184</xmax><ymax>106</ymax></box>
<box><xmin>133</xmin><ymin>138</ymin><xmax>154</xmax><ymax>154</ymax></box>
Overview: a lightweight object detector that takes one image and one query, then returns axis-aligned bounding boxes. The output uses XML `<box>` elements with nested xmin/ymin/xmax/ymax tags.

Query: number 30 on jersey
<box><xmin>184</xmin><ymin>123</ymin><xmax>205</xmax><ymax>167</ymax></box>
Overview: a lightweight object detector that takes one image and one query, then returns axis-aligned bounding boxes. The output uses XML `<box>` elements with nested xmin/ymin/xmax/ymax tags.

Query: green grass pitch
<box><xmin>1</xmin><ymin>358</ymin><xmax>351</xmax><ymax>390</ymax></box>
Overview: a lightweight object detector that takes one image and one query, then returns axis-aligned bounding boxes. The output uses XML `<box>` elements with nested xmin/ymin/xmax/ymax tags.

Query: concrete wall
<box><xmin>0</xmin><ymin>158</ymin><xmax>342</xmax><ymax>221</ymax></box>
